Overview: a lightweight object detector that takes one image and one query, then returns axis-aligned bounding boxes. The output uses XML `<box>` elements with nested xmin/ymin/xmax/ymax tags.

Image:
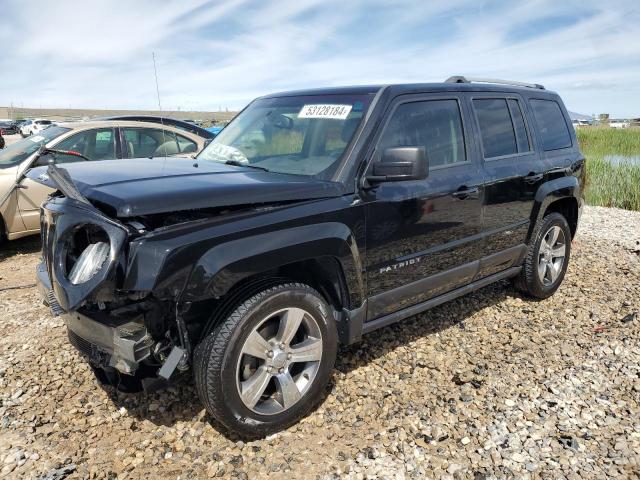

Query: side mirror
<box><xmin>367</xmin><ymin>147</ymin><xmax>428</xmax><ymax>183</ymax></box>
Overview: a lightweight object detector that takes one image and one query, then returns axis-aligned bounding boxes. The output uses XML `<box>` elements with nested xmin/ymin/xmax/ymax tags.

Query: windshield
<box><xmin>0</xmin><ymin>126</ymin><xmax>70</xmax><ymax>168</ymax></box>
<box><xmin>197</xmin><ymin>94</ymin><xmax>373</xmax><ymax>179</ymax></box>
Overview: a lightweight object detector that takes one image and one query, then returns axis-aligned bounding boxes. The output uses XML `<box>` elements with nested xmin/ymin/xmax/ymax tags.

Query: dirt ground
<box><xmin>0</xmin><ymin>206</ymin><xmax>639</xmax><ymax>479</ymax></box>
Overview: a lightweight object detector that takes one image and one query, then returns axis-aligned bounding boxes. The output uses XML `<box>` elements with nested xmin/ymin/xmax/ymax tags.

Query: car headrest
<box><xmin>154</xmin><ymin>140</ymin><xmax>179</xmax><ymax>156</ymax></box>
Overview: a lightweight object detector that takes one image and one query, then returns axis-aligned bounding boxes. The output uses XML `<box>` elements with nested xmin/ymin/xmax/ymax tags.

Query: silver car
<box><xmin>0</xmin><ymin>120</ymin><xmax>206</xmax><ymax>241</ymax></box>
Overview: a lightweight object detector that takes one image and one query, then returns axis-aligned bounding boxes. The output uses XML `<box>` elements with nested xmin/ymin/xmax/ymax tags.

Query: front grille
<box><xmin>67</xmin><ymin>329</ymin><xmax>110</xmax><ymax>366</ymax></box>
<box><xmin>68</xmin><ymin>329</ymin><xmax>93</xmax><ymax>357</ymax></box>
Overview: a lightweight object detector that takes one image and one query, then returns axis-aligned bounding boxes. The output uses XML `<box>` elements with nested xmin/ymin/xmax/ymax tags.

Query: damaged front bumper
<box><xmin>37</xmin><ymin>262</ymin><xmax>153</xmax><ymax>374</ymax></box>
<box><xmin>37</xmin><ymin>196</ymin><xmax>189</xmax><ymax>389</ymax></box>
<box><xmin>38</xmin><ymin>263</ymin><xmax>188</xmax><ymax>391</ymax></box>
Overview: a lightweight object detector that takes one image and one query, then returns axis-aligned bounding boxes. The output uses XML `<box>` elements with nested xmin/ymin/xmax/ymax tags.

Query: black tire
<box><xmin>0</xmin><ymin>215</ymin><xmax>6</xmax><ymax>244</ymax></box>
<box><xmin>0</xmin><ymin>136</ymin><xmax>5</xmax><ymax>149</ymax></box>
<box><xmin>514</xmin><ymin>212</ymin><xmax>571</xmax><ymax>299</ymax></box>
<box><xmin>193</xmin><ymin>282</ymin><xmax>338</xmax><ymax>438</ymax></box>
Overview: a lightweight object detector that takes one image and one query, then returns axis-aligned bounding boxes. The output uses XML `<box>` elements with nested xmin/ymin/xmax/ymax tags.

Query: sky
<box><xmin>0</xmin><ymin>0</ymin><xmax>639</xmax><ymax>117</ymax></box>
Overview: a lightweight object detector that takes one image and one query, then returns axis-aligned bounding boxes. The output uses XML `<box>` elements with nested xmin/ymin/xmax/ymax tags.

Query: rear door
<box><xmin>468</xmin><ymin>93</ymin><xmax>543</xmax><ymax>277</ymax></box>
<box><xmin>363</xmin><ymin>94</ymin><xmax>485</xmax><ymax>320</ymax></box>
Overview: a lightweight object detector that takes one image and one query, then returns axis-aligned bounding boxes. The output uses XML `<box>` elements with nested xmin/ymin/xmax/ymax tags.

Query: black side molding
<box><xmin>361</xmin><ymin>266</ymin><xmax>522</xmax><ymax>337</ymax></box>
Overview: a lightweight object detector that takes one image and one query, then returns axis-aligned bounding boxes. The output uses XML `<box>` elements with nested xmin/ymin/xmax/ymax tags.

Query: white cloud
<box><xmin>0</xmin><ymin>0</ymin><xmax>638</xmax><ymax>116</ymax></box>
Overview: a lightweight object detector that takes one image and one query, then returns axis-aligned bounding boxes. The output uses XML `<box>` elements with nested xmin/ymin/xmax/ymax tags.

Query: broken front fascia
<box><xmin>38</xmin><ymin>167</ymin><xmax>191</xmax><ymax>382</ymax></box>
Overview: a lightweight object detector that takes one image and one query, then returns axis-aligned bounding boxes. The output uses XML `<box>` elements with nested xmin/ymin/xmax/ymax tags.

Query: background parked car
<box><xmin>20</xmin><ymin>119</ymin><xmax>54</xmax><ymax>137</ymax></box>
<box><xmin>0</xmin><ymin>131</ymin><xmax>4</xmax><ymax>149</ymax></box>
<box><xmin>10</xmin><ymin>119</ymin><xmax>28</xmax><ymax>133</ymax></box>
<box><xmin>0</xmin><ymin>119</ymin><xmax>209</xmax><ymax>241</ymax></box>
<box><xmin>0</xmin><ymin>120</ymin><xmax>19</xmax><ymax>135</ymax></box>
<box><xmin>609</xmin><ymin>119</ymin><xmax>630</xmax><ymax>129</ymax></box>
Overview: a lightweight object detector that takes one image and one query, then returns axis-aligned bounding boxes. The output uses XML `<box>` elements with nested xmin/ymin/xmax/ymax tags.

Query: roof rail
<box><xmin>445</xmin><ymin>76</ymin><xmax>545</xmax><ymax>90</ymax></box>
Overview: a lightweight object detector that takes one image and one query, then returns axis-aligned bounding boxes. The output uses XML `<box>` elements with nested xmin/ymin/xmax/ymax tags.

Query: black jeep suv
<box><xmin>31</xmin><ymin>76</ymin><xmax>584</xmax><ymax>437</ymax></box>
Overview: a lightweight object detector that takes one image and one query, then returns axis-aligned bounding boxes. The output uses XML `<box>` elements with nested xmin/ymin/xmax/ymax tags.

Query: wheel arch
<box><xmin>528</xmin><ymin>176</ymin><xmax>581</xmax><ymax>243</ymax></box>
<box><xmin>175</xmin><ymin>222</ymin><xmax>365</xmax><ymax>310</ymax></box>
<box><xmin>543</xmin><ymin>197</ymin><xmax>579</xmax><ymax>238</ymax></box>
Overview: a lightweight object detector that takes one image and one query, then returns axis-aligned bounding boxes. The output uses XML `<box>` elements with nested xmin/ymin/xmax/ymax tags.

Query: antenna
<box><xmin>152</xmin><ymin>52</ymin><xmax>168</xmax><ymax>158</ymax></box>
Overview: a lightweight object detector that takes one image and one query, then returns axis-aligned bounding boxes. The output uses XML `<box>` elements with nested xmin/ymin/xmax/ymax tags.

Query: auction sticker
<box><xmin>29</xmin><ymin>135</ymin><xmax>45</xmax><ymax>143</ymax></box>
<box><xmin>298</xmin><ymin>104</ymin><xmax>352</xmax><ymax>120</ymax></box>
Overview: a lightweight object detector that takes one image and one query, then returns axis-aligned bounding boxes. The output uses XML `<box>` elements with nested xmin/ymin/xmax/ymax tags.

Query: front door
<box><xmin>363</xmin><ymin>95</ymin><xmax>484</xmax><ymax>320</ymax></box>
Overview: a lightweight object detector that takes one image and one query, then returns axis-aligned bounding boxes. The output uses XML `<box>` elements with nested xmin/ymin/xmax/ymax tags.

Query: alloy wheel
<box><xmin>537</xmin><ymin>225</ymin><xmax>566</xmax><ymax>286</ymax></box>
<box><xmin>235</xmin><ymin>307</ymin><xmax>323</xmax><ymax>415</ymax></box>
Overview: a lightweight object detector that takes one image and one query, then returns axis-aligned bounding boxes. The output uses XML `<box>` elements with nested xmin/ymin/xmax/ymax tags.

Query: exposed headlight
<box><xmin>68</xmin><ymin>241</ymin><xmax>110</xmax><ymax>285</ymax></box>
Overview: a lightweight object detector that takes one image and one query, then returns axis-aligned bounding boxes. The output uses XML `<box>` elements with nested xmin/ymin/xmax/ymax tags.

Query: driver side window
<box><xmin>50</xmin><ymin>128</ymin><xmax>116</xmax><ymax>163</ymax></box>
<box><xmin>379</xmin><ymin>99</ymin><xmax>466</xmax><ymax>168</ymax></box>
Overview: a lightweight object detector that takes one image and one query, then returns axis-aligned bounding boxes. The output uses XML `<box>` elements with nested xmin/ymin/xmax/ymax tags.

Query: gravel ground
<box><xmin>0</xmin><ymin>206</ymin><xmax>639</xmax><ymax>479</ymax></box>
<box><xmin>2</xmin><ymin>134</ymin><xmax>22</xmax><ymax>148</ymax></box>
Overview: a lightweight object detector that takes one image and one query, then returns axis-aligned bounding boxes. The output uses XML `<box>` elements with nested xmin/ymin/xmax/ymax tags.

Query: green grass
<box><xmin>577</xmin><ymin>127</ymin><xmax>640</xmax><ymax>211</ymax></box>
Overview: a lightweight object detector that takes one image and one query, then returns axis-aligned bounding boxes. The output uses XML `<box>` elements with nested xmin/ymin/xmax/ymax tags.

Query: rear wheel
<box><xmin>193</xmin><ymin>282</ymin><xmax>337</xmax><ymax>438</ymax></box>
<box><xmin>514</xmin><ymin>212</ymin><xmax>571</xmax><ymax>299</ymax></box>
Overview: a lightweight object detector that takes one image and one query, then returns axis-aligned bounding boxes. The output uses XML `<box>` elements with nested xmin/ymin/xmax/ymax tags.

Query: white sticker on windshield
<box><xmin>29</xmin><ymin>135</ymin><xmax>45</xmax><ymax>143</ymax></box>
<box><xmin>298</xmin><ymin>104</ymin><xmax>352</xmax><ymax>120</ymax></box>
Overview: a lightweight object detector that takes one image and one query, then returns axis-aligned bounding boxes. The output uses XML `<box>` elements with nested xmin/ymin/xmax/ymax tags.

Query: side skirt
<box><xmin>360</xmin><ymin>266</ymin><xmax>521</xmax><ymax>337</ymax></box>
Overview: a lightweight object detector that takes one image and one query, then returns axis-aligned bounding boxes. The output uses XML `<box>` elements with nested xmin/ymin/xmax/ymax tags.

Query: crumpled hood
<box><xmin>27</xmin><ymin>157</ymin><xmax>344</xmax><ymax>217</ymax></box>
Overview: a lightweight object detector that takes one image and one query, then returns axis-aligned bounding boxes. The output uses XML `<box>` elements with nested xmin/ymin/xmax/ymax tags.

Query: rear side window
<box><xmin>123</xmin><ymin>127</ymin><xmax>187</xmax><ymax>157</ymax></box>
<box><xmin>507</xmin><ymin>99</ymin><xmax>530</xmax><ymax>153</ymax></box>
<box><xmin>529</xmin><ymin>99</ymin><xmax>572</xmax><ymax>151</ymax></box>
<box><xmin>379</xmin><ymin>99</ymin><xmax>466</xmax><ymax>168</ymax></box>
<box><xmin>176</xmin><ymin>134</ymin><xmax>198</xmax><ymax>154</ymax></box>
<box><xmin>473</xmin><ymin>99</ymin><xmax>517</xmax><ymax>158</ymax></box>
<box><xmin>473</xmin><ymin>98</ymin><xmax>533</xmax><ymax>158</ymax></box>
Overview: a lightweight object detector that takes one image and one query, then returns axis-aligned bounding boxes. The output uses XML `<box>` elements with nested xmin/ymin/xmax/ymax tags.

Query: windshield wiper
<box><xmin>223</xmin><ymin>159</ymin><xmax>270</xmax><ymax>172</ymax></box>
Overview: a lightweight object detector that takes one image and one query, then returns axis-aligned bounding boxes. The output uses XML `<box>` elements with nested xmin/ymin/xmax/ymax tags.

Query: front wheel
<box><xmin>514</xmin><ymin>212</ymin><xmax>571</xmax><ymax>299</ymax></box>
<box><xmin>193</xmin><ymin>282</ymin><xmax>338</xmax><ymax>438</ymax></box>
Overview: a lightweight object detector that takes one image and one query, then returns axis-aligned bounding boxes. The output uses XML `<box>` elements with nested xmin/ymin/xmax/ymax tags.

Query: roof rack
<box><xmin>445</xmin><ymin>76</ymin><xmax>545</xmax><ymax>90</ymax></box>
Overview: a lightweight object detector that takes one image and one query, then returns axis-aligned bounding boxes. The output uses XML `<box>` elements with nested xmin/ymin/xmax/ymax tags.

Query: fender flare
<box><xmin>176</xmin><ymin>222</ymin><xmax>365</xmax><ymax>307</ymax></box>
<box><xmin>528</xmin><ymin>175</ymin><xmax>580</xmax><ymax>241</ymax></box>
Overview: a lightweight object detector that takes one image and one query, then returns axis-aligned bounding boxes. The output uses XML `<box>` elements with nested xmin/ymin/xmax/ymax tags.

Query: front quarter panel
<box><xmin>123</xmin><ymin>197</ymin><xmax>367</xmax><ymax>309</ymax></box>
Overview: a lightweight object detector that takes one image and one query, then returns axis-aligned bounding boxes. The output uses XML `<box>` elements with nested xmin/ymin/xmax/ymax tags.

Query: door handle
<box><xmin>452</xmin><ymin>186</ymin><xmax>479</xmax><ymax>199</ymax></box>
<box><xmin>524</xmin><ymin>173</ymin><xmax>543</xmax><ymax>184</ymax></box>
